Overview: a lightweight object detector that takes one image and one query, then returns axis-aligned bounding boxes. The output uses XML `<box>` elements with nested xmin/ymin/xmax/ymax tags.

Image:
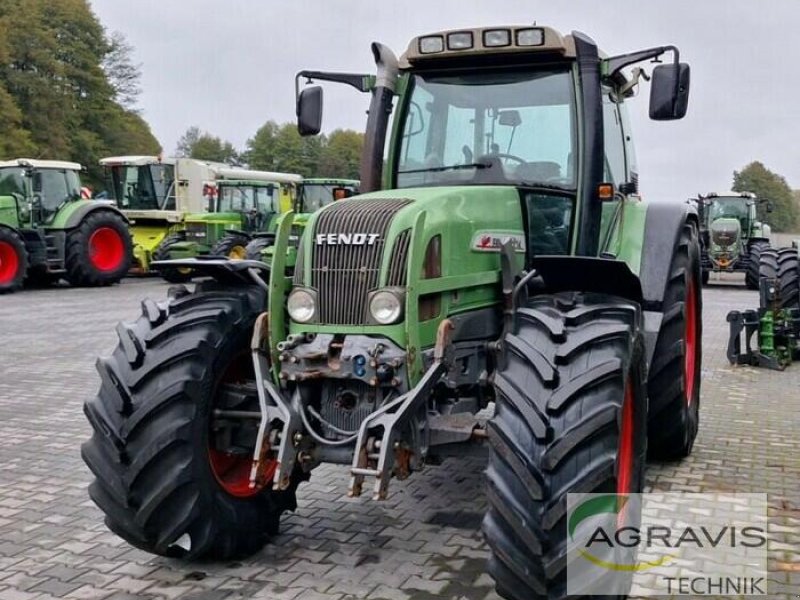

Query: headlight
<box><xmin>369</xmin><ymin>289</ymin><xmax>404</xmax><ymax>325</ymax></box>
<box><xmin>287</xmin><ymin>288</ymin><xmax>316</xmax><ymax>323</ymax></box>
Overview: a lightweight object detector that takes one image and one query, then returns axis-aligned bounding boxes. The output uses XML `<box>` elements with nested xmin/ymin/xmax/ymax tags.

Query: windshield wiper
<box><xmin>397</xmin><ymin>162</ymin><xmax>490</xmax><ymax>175</ymax></box>
<box><xmin>516</xmin><ymin>181</ymin><xmax>574</xmax><ymax>194</ymax></box>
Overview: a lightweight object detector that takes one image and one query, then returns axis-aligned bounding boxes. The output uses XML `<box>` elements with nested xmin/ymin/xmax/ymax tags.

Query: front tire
<box><xmin>647</xmin><ymin>222</ymin><xmax>702</xmax><ymax>460</ymax></box>
<box><xmin>485</xmin><ymin>292</ymin><xmax>647</xmax><ymax>600</ymax></box>
<box><xmin>153</xmin><ymin>232</ymin><xmax>193</xmax><ymax>283</ymax></box>
<box><xmin>758</xmin><ymin>247</ymin><xmax>800</xmax><ymax>309</ymax></box>
<box><xmin>211</xmin><ymin>233</ymin><xmax>250</xmax><ymax>260</ymax></box>
<box><xmin>0</xmin><ymin>228</ymin><xmax>27</xmax><ymax>293</ymax></box>
<box><xmin>244</xmin><ymin>236</ymin><xmax>274</xmax><ymax>261</ymax></box>
<box><xmin>81</xmin><ymin>283</ymin><xmax>303</xmax><ymax>559</ymax></box>
<box><xmin>65</xmin><ymin>211</ymin><xmax>132</xmax><ymax>286</ymax></box>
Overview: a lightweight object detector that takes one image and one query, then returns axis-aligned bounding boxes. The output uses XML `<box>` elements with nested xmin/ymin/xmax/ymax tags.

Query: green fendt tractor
<box><xmin>83</xmin><ymin>25</ymin><xmax>699</xmax><ymax>599</ymax></box>
<box><xmin>697</xmin><ymin>191</ymin><xmax>772</xmax><ymax>287</ymax></box>
<box><xmin>154</xmin><ymin>176</ymin><xmax>300</xmax><ymax>282</ymax></box>
<box><xmin>243</xmin><ymin>177</ymin><xmax>360</xmax><ymax>261</ymax></box>
<box><xmin>0</xmin><ymin>159</ymin><xmax>132</xmax><ymax>293</ymax></box>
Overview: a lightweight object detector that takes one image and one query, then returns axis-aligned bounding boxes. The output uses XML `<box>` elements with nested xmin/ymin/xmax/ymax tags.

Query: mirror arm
<box><xmin>294</xmin><ymin>71</ymin><xmax>373</xmax><ymax>103</ymax></box>
<box><xmin>606</xmin><ymin>45</ymin><xmax>679</xmax><ymax>79</ymax></box>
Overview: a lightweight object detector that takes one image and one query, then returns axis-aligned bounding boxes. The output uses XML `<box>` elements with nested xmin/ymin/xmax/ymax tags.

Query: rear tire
<box><xmin>646</xmin><ymin>222</ymin><xmax>702</xmax><ymax>460</ymax></box>
<box><xmin>746</xmin><ymin>241</ymin><xmax>770</xmax><ymax>290</ymax></box>
<box><xmin>485</xmin><ymin>292</ymin><xmax>647</xmax><ymax>600</ymax></box>
<box><xmin>0</xmin><ymin>228</ymin><xmax>27</xmax><ymax>293</ymax></box>
<box><xmin>244</xmin><ymin>236</ymin><xmax>274</xmax><ymax>261</ymax></box>
<box><xmin>81</xmin><ymin>283</ymin><xmax>303</xmax><ymax>559</ymax></box>
<box><xmin>65</xmin><ymin>211</ymin><xmax>132</xmax><ymax>286</ymax></box>
<box><xmin>759</xmin><ymin>247</ymin><xmax>800</xmax><ymax>309</ymax></box>
<box><xmin>211</xmin><ymin>233</ymin><xmax>250</xmax><ymax>260</ymax></box>
<box><xmin>153</xmin><ymin>232</ymin><xmax>193</xmax><ymax>283</ymax></box>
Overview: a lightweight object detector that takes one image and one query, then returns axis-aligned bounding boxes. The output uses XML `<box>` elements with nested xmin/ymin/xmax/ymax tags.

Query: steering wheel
<box><xmin>491</xmin><ymin>153</ymin><xmax>527</xmax><ymax>166</ymax></box>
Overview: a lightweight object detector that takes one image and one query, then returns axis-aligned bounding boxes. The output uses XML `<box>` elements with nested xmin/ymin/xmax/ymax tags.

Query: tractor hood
<box><xmin>710</xmin><ymin>217</ymin><xmax>741</xmax><ymax>248</ymax></box>
<box><xmin>294</xmin><ymin>186</ymin><xmax>527</xmax><ymax>328</ymax></box>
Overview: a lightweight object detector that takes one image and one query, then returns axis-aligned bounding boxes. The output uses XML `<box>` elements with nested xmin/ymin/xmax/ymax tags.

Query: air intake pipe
<box><xmin>359</xmin><ymin>43</ymin><xmax>399</xmax><ymax>193</ymax></box>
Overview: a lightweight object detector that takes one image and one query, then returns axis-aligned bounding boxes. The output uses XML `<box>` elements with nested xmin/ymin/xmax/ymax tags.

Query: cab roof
<box><xmin>0</xmin><ymin>158</ymin><xmax>83</xmax><ymax>171</ymax></box>
<box><xmin>99</xmin><ymin>155</ymin><xmax>176</xmax><ymax>167</ymax></box>
<box><xmin>400</xmin><ymin>25</ymin><xmax>577</xmax><ymax>68</ymax></box>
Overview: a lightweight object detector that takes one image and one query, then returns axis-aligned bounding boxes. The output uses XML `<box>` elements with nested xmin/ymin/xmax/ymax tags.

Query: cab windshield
<box><xmin>709</xmin><ymin>198</ymin><xmax>749</xmax><ymax>222</ymax></box>
<box><xmin>108</xmin><ymin>164</ymin><xmax>175</xmax><ymax>210</ymax></box>
<box><xmin>299</xmin><ymin>183</ymin><xmax>354</xmax><ymax>212</ymax></box>
<box><xmin>396</xmin><ymin>68</ymin><xmax>577</xmax><ymax>189</ymax></box>
<box><xmin>217</xmin><ymin>184</ymin><xmax>278</xmax><ymax>214</ymax></box>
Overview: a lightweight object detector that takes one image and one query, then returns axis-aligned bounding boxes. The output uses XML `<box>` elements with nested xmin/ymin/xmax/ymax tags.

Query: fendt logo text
<box><xmin>315</xmin><ymin>233</ymin><xmax>381</xmax><ymax>246</ymax></box>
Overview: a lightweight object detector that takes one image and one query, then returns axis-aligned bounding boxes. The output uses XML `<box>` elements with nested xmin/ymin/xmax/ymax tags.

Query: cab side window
<box><xmin>602</xmin><ymin>91</ymin><xmax>627</xmax><ymax>187</ymax></box>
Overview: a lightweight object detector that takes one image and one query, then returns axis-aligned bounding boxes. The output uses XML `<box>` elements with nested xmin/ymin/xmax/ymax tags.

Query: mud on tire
<box><xmin>759</xmin><ymin>247</ymin><xmax>800</xmax><ymax>309</ymax></box>
<box><xmin>81</xmin><ymin>283</ymin><xmax>304</xmax><ymax>559</ymax></box>
<box><xmin>485</xmin><ymin>292</ymin><xmax>647</xmax><ymax>600</ymax></box>
<box><xmin>65</xmin><ymin>211</ymin><xmax>132</xmax><ymax>286</ymax></box>
<box><xmin>646</xmin><ymin>222</ymin><xmax>702</xmax><ymax>460</ymax></box>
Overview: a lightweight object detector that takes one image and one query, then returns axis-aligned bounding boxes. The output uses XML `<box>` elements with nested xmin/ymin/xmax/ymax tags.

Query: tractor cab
<box><xmin>0</xmin><ymin>160</ymin><xmax>84</xmax><ymax>226</ymax></box>
<box><xmin>295</xmin><ymin>178</ymin><xmax>360</xmax><ymax>213</ymax></box>
<box><xmin>103</xmin><ymin>156</ymin><xmax>176</xmax><ymax>212</ymax></box>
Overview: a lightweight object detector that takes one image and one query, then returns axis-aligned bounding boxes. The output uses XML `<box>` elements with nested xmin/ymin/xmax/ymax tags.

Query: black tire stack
<box><xmin>746</xmin><ymin>241</ymin><xmax>770</xmax><ymax>290</ymax></box>
<box><xmin>759</xmin><ymin>247</ymin><xmax>800</xmax><ymax>309</ymax></box>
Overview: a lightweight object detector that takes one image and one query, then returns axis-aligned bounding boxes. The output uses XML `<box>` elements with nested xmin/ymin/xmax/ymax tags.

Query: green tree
<box><xmin>176</xmin><ymin>126</ymin><xmax>238</xmax><ymax>163</ymax></box>
<box><xmin>732</xmin><ymin>161</ymin><xmax>799</xmax><ymax>232</ymax></box>
<box><xmin>245</xmin><ymin>121</ymin><xmax>322</xmax><ymax>175</ymax></box>
<box><xmin>319</xmin><ymin>129</ymin><xmax>363</xmax><ymax>179</ymax></box>
<box><xmin>102</xmin><ymin>31</ymin><xmax>141</xmax><ymax>110</ymax></box>
<box><xmin>0</xmin><ymin>0</ymin><xmax>160</xmax><ymax>188</ymax></box>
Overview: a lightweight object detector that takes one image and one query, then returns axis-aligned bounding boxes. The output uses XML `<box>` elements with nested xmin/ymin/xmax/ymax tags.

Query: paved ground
<box><xmin>0</xmin><ymin>275</ymin><xmax>798</xmax><ymax>599</ymax></box>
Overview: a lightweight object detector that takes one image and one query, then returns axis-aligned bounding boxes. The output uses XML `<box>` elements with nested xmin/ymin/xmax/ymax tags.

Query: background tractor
<box><xmin>243</xmin><ymin>177</ymin><xmax>360</xmax><ymax>261</ymax></box>
<box><xmin>100</xmin><ymin>156</ymin><xmax>292</xmax><ymax>274</ymax></box>
<box><xmin>697</xmin><ymin>191</ymin><xmax>772</xmax><ymax>287</ymax></box>
<box><xmin>153</xmin><ymin>174</ymin><xmax>301</xmax><ymax>282</ymax></box>
<box><xmin>83</xmin><ymin>25</ymin><xmax>698</xmax><ymax>600</ymax></box>
<box><xmin>0</xmin><ymin>159</ymin><xmax>131</xmax><ymax>293</ymax></box>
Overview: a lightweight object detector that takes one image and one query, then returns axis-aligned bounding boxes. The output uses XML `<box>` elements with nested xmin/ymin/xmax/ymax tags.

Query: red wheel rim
<box><xmin>88</xmin><ymin>227</ymin><xmax>125</xmax><ymax>272</ymax></box>
<box><xmin>684</xmin><ymin>277</ymin><xmax>698</xmax><ymax>406</ymax></box>
<box><xmin>617</xmin><ymin>378</ymin><xmax>635</xmax><ymax>497</ymax></box>
<box><xmin>208</xmin><ymin>357</ymin><xmax>276</xmax><ymax>498</ymax></box>
<box><xmin>0</xmin><ymin>241</ymin><xmax>20</xmax><ymax>284</ymax></box>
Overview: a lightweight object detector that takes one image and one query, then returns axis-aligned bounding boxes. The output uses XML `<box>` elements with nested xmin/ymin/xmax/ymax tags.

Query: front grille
<box><xmin>311</xmin><ymin>199</ymin><xmax>412</xmax><ymax>324</ymax></box>
<box><xmin>184</xmin><ymin>222</ymin><xmax>207</xmax><ymax>243</ymax></box>
<box><xmin>294</xmin><ymin>240</ymin><xmax>305</xmax><ymax>285</ymax></box>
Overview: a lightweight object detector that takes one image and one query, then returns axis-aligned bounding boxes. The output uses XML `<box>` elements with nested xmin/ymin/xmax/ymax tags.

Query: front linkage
<box><xmin>727</xmin><ymin>278</ymin><xmax>800</xmax><ymax>370</ymax></box>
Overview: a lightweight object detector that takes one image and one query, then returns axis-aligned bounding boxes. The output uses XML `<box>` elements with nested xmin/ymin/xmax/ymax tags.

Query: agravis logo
<box><xmin>566</xmin><ymin>493</ymin><xmax>768</xmax><ymax>596</ymax></box>
<box><xmin>568</xmin><ymin>494</ymin><xmax>675</xmax><ymax>572</ymax></box>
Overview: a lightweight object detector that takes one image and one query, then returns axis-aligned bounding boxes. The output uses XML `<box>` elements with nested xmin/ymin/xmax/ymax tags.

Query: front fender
<box><xmin>54</xmin><ymin>201</ymin><xmax>129</xmax><ymax>230</ymax></box>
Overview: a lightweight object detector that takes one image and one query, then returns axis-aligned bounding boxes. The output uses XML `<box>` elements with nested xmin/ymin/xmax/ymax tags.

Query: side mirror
<box><xmin>297</xmin><ymin>86</ymin><xmax>323</xmax><ymax>136</ymax></box>
<box><xmin>649</xmin><ymin>63</ymin><xmax>690</xmax><ymax>120</ymax></box>
<box><xmin>766</xmin><ymin>202</ymin><xmax>774</xmax><ymax>213</ymax></box>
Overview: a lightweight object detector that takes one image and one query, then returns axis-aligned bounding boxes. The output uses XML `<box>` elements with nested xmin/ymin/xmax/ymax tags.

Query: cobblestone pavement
<box><xmin>0</xmin><ymin>275</ymin><xmax>797</xmax><ymax>599</ymax></box>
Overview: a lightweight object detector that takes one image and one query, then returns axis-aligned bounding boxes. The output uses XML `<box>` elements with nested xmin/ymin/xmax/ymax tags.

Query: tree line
<box><xmin>732</xmin><ymin>161</ymin><xmax>799</xmax><ymax>232</ymax></box>
<box><xmin>176</xmin><ymin>121</ymin><xmax>364</xmax><ymax>181</ymax></box>
<box><xmin>0</xmin><ymin>0</ymin><xmax>160</xmax><ymax>188</ymax></box>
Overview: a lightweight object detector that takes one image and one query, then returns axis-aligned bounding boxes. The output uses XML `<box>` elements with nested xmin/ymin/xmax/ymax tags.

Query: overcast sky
<box><xmin>89</xmin><ymin>0</ymin><xmax>800</xmax><ymax>202</ymax></box>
